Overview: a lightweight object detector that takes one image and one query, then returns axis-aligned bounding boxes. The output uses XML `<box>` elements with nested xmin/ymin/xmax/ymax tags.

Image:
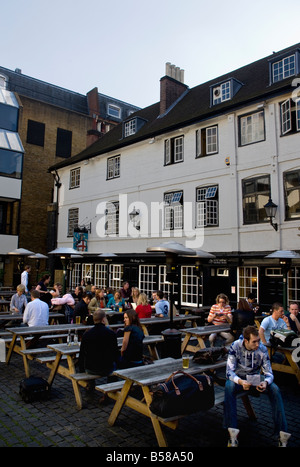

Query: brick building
<box><xmin>0</xmin><ymin>67</ymin><xmax>140</xmax><ymax>286</ymax></box>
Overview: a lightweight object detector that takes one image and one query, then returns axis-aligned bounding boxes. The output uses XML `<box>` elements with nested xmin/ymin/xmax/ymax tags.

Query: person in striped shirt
<box><xmin>207</xmin><ymin>293</ymin><xmax>234</xmax><ymax>346</ymax></box>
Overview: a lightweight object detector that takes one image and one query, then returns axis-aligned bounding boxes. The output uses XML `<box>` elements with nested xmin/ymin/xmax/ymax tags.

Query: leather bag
<box><xmin>192</xmin><ymin>346</ymin><xmax>228</xmax><ymax>365</ymax></box>
<box><xmin>149</xmin><ymin>371</ymin><xmax>214</xmax><ymax>418</ymax></box>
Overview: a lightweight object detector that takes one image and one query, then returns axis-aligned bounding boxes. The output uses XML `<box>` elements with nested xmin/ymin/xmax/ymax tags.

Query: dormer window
<box><xmin>269</xmin><ymin>49</ymin><xmax>300</xmax><ymax>84</ymax></box>
<box><xmin>124</xmin><ymin>119</ymin><xmax>136</xmax><ymax>137</ymax></box>
<box><xmin>123</xmin><ymin>116</ymin><xmax>147</xmax><ymax>138</ymax></box>
<box><xmin>212</xmin><ymin>81</ymin><xmax>231</xmax><ymax>105</ymax></box>
<box><xmin>211</xmin><ymin>78</ymin><xmax>243</xmax><ymax>106</ymax></box>
<box><xmin>108</xmin><ymin>104</ymin><xmax>121</xmax><ymax>119</ymax></box>
<box><xmin>272</xmin><ymin>54</ymin><xmax>295</xmax><ymax>83</ymax></box>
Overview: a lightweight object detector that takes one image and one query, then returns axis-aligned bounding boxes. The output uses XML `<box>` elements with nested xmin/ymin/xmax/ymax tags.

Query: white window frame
<box><xmin>70</xmin><ymin>263</ymin><xmax>81</xmax><ymax>289</ymax></box>
<box><xmin>105</xmin><ymin>201</ymin><xmax>119</xmax><ymax>236</ymax></box>
<box><xmin>139</xmin><ymin>265</ymin><xmax>156</xmax><ymax>296</ymax></box>
<box><xmin>297</xmin><ymin>99</ymin><xmax>300</xmax><ymax>131</ymax></box>
<box><xmin>164</xmin><ymin>191</ymin><xmax>183</xmax><ymax>230</ymax></box>
<box><xmin>213</xmin><ymin>81</ymin><xmax>231</xmax><ymax>105</ymax></box>
<box><xmin>196</xmin><ymin>125</ymin><xmax>218</xmax><ymax>156</ymax></box>
<box><xmin>240</xmin><ymin>111</ymin><xmax>265</xmax><ymax>145</ymax></box>
<box><xmin>69</xmin><ymin>167</ymin><xmax>80</xmax><ymax>189</ymax></box>
<box><xmin>124</xmin><ymin>119</ymin><xmax>136</xmax><ymax>137</ymax></box>
<box><xmin>94</xmin><ymin>263</ymin><xmax>108</xmax><ymax>288</ymax></box>
<box><xmin>67</xmin><ymin>208</ymin><xmax>79</xmax><ymax>237</ymax></box>
<box><xmin>164</xmin><ymin>136</ymin><xmax>184</xmax><ymax>165</ymax></box>
<box><xmin>281</xmin><ymin>99</ymin><xmax>291</xmax><ymax>135</ymax></box>
<box><xmin>196</xmin><ymin>186</ymin><xmax>218</xmax><ymax>227</ymax></box>
<box><xmin>238</xmin><ymin>266</ymin><xmax>258</xmax><ymax>302</ymax></box>
<box><xmin>109</xmin><ymin>264</ymin><xmax>123</xmax><ymax>290</ymax></box>
<box><xmin>181</xmin><ymin>265</ymin><xmax>202</xmax><ymax>307</ymax></box>
<box><xmin>108</xmin><ymin>104</ymin><xmax>121</xmax><ymax>119</ymax></box>
<box><xmin>107</xmin><ymin>155</ymin><xmax>120</xmax><ymax>179</ymax></box>
<box><xmin>272</xmin><ymin>54</ymin><xmax>295</xmax><ymax>83</ymax></box>
<box><xmin>82</xmin><ymin>263</ymin><xmax>93</xmax><ymax>282</ymax></box>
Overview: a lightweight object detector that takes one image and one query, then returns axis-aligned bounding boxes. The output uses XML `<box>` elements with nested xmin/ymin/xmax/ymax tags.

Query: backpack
<box><xmin>269</xmin><ymin>328</ymin><xmax>298</xmax><ymax>348</ymax></box>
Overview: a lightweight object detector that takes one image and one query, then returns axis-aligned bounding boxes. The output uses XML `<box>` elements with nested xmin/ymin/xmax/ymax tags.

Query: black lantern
<box><xmin>264</xmin><ymin>197</ymin><xmax>278</xmax><ymax>231</ymax></box>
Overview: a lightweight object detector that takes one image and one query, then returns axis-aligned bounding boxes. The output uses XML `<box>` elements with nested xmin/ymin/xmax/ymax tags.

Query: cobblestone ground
<box><xmin>0</xmin><ymin>354</ymin><xmax>299</xmax><ymax>449</ymax></box>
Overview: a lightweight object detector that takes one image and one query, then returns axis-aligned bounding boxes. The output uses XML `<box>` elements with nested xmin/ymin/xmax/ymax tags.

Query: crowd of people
<box><xmin>9</xmin><ymin>266</ymin><xmax>300</xmax><ymax>446</ymax></box>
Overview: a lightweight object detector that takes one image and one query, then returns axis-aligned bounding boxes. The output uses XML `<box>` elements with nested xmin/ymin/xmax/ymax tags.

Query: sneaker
<box><xmin>278</xmin><ymin>431</ymin><xmax>291</xmax><ymax>447</ymax></box>
<box><xmin>227</xmin><ymin>428</ymin><xmax>239</xmax><ymax>447</ymax></box>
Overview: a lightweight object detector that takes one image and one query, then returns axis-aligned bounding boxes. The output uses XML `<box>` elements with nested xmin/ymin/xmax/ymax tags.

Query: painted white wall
<box><xmin>0</xmin><ymin>176</ymin><xmax>21</xmax><ymax>199</ymax></box>
<box><xmin>55</xmin><ymin>95</ymin><xmax>300</xmax><ymax>255</ymax></box>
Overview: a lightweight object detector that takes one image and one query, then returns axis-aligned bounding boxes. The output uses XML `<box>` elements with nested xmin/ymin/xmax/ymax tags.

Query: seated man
<box><xmin>224</xmin><ymin>325</ymin><xmax>290</xmax><ymax>447</ymax></box>
<box><xmin>23</xmin><ymin>289</ymin><xmax>49</xmax><ymax>327</ymax></box>
<box><xmin>154</xmin><ymin>290</ymin><xmax>169</xmax><ymax>317</ymax></box>
<box><xmin>78</xmin><ymin>309</ymin><xmax>119</xmax><ymax>378</ymax></box>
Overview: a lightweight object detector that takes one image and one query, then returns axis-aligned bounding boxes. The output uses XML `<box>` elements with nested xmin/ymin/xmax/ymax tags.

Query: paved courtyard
<box><xmin>0</xmin><ymin>349</ymin><xmax>299</xmax><ymax>452</ymax></box>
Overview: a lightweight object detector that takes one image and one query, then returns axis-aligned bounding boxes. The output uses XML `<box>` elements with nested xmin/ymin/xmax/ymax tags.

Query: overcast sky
<box><xmin>2</xmin><ymin>0</ymin><xmax>300</xmax><ymax>108</ymax></box>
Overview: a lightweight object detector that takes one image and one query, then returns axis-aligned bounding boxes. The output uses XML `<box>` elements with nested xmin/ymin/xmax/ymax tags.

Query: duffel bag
<box><xmin>149</xmin><ymin>371</ymin><xmax>214</xmax><ymax>418</ymax></box>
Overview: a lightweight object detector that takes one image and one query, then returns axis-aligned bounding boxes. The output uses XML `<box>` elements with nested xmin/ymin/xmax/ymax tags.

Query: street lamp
<box><xmin>265</xmin><ymin>250</ymin><xmax>300</xmax><ymax>310</ymax></box>
<box><xmin>264</xmin><ymin>198</ymin><xmax>278</xmax><ymax>231</ymax></box>
<box><xmin>48</xmin><ymin>247</ymin><xmax>79</xmax><ymax>294</ymax></box>
<box><xmin>146</xmin><ymin>241</ymin><xmax>196</xmax><ymax>358</ymax></box>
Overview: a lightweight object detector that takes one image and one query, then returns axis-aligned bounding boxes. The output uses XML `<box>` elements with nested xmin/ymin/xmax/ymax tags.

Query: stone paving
<box><xmin>0</xmin><ymin>352</ymin><xmax>299</xmax><ymax>449</ymax></box>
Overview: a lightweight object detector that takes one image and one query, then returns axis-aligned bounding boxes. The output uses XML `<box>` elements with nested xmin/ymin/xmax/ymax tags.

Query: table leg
<box><xmin>66</xmin><ymin>355</ymin><xmax>83</xmax><ymax>410</ymax></box>
<box><xmin>47</xmin><ymin>353</ymin><xmax>62</xmax><ymax>386</ymax></box>
<box><xmin>20</xmin><ymin>336</ymin><xmax>31</xmax><ymax>378</ymax></box>
<box><xmin>148</xmin><ymin>344</ymin><xmax>159</xmax><ymax>360</ymax></box>
<box><xmin>108</xmin><ymin>379</ymin><xmax>133</xmax><ymax>426</ymax></box>
<box><xmin>181</xmin><ymin>333</ymin><xmax>191</xmax><ymax>353</ymax></box>
<box><xmin>142</xmin><ymin>385</ymin><xmax>168</xmax><ymax>447</ymax></box>
<box><xmin>6</xmin><ymin>333</ymin><xmax>17</xmax><ymax>364</ymax></box>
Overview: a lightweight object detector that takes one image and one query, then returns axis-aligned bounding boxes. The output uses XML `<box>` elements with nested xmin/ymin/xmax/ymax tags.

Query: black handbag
<box><xmin>19</xmin><ymin>376</ymin><xmax>50</xmax><ymax>403</ymax></box>
<box><xmin>149</xmin><ymin>371</ymin><xmax>214</xmax><ymax>418</ymax></box>
<box><xmin>192</xmin><ymin>346</ymin><xmax>228</xmax><ymax>365</ymax></box>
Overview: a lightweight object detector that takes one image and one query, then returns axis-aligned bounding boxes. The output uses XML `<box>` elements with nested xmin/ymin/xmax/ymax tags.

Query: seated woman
<box><xmin>135</xmin><ymin>293</ymin><xmax>152</xmax><ymax>318</ymax></box>
<box><xmin>119</xmin><ymin>310</ymin><xmax>144</xmax><ymax>368</ymax></box>
<box><xmin>130</xmin><ymin>287</ymin><xmax>140</xmax><ymax>310</ymax></box>
<box><xmin>88</xmin><ymin>288</ymin><xmax>107</xmax><ymax>313</ymax></box>
<box><xmin>231</xmin><ymin>298</ymin><xmax>255</xmax><ymax>338</ymax></box>
<box><xmin>107</xmin><ymin>291</ymin><xmax>125</xmax><ymax>311</ymax></box>
<box><xmin>207</xmin><ymin>293</ymin><xmax>234</xmax><ymax>346</ymax></box>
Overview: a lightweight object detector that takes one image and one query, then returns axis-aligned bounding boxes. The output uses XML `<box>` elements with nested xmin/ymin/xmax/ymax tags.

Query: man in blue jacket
<box><xmin>224</xmin><ymin>325</ymin><xmax>290</xmax><ymax>447</ymax></box>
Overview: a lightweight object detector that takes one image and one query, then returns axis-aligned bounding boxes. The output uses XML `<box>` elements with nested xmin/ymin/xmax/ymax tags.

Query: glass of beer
<box><xmin>182</xmin><ymin>354</ymin><xmax>189</xmax><ymax>369</ymax></box>
<box><xmin>75</xmin><ymin>316</ymin><xmax>81</xmax><ymax>324</ymax></box>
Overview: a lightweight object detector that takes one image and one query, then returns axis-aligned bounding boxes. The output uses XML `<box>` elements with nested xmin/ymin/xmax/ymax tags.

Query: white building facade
<box><xmin>50</xmin><ymin>44</ymin><xmax>300</xmax><ymax>310</ymax></box>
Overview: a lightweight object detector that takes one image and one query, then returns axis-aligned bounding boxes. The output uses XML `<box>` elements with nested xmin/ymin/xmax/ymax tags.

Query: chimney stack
<box><xmin>160</xmin><ymin>62</ymin><xmax>187</xmax><ymax>115</ymax></box>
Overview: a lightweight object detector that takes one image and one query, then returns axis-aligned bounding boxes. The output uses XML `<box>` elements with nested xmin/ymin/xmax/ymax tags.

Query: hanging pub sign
<box><xmin>73</xmin><ymin>227</ymin><xmax>88</xmax><ymax>252</ymax></box>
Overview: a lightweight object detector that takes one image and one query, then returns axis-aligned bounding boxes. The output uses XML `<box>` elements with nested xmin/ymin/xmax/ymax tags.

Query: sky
<box><xmin>2</xmin><ymin>0</ymin><xmax>300</xmax><ymax>109</ymax></box>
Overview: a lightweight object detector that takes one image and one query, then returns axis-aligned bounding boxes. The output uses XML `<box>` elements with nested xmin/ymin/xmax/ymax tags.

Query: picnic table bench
<box><xmin>266</xmin><ymin>343</ymin><xmax>300</xmax><ymax>383</ymax></box>
<box><xmin>180</xmin><ymin>324</ymin><xmax>231</xmax><ymax>353</ymax></box>
<box><xmin>96</xmin><ymin>356</ymin><xmax>255</xmax><ymax>447</ymax></box>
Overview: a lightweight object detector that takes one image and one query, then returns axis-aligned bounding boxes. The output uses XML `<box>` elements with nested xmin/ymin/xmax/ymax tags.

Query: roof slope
<box><xmin>49</xmin><ymin>42</ymin><xmax>300</xmax><ymax>172</ymax></box>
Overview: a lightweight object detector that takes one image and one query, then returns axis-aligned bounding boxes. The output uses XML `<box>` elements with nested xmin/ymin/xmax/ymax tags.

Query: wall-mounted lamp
<box><xmin>129</xmin><ymin>207</ymin><xmax>140</xmax><ymax>230</ymax></box>
<box><xmin>264</xmin><ymin>197</ymin><xmax>278</xmax><ymax>231</ymax></box>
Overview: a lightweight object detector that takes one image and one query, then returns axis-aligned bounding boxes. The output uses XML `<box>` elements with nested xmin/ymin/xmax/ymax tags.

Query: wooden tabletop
<box><xmin>180</xmin><ymin>324</ymin><xmax>231</xmax><ymax>336</ymax></box>
<box><xmin>113</xmin><ymin>357</ymin><xmax>226</xmax><ymax>386</ymax></box>
<box><xmin>6</xmin><ymin>323</ymin><xmax>92</xmax><ymax>335</ymax></box>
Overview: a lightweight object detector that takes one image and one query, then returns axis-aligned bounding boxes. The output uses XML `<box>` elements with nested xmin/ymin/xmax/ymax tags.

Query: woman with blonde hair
<box><xmin>135</xmin><ymin>293</ymin><xmax>152</xmax><ymax>318</ymax></box>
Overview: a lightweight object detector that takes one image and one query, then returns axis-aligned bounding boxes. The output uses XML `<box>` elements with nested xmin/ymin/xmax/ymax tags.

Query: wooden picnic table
<box><xmin>45</xmin><ymin>335</ymin><xmax>164</xmax><ymax>409</ymax></box>
<box><xmin>139</xmin><ymin>314</ymin><xmax>199</xmax><ymax>336</ymax></box>
<box><xmin>0</xmin><ymin>311</ymin><xmax>65</xmax><ymax>328</ymax></box>
<box><xmin>5</xmin><ymin>323</ymin><xmax>92</xmax><ymax>375</ymax></box>
<box><xmin>101</xmin><ymin>356</ymin><xmax>227</xmax><ymax>447</ymax></box>
<box><xmin>180</xmin><ymin>324</ymin><xmax>231</xmax><ymax>353</ymax></box>
<box><xmin>266</xmin><ymin>343</ymin><xmax>300</xmax><ymax>383</ymax></box>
